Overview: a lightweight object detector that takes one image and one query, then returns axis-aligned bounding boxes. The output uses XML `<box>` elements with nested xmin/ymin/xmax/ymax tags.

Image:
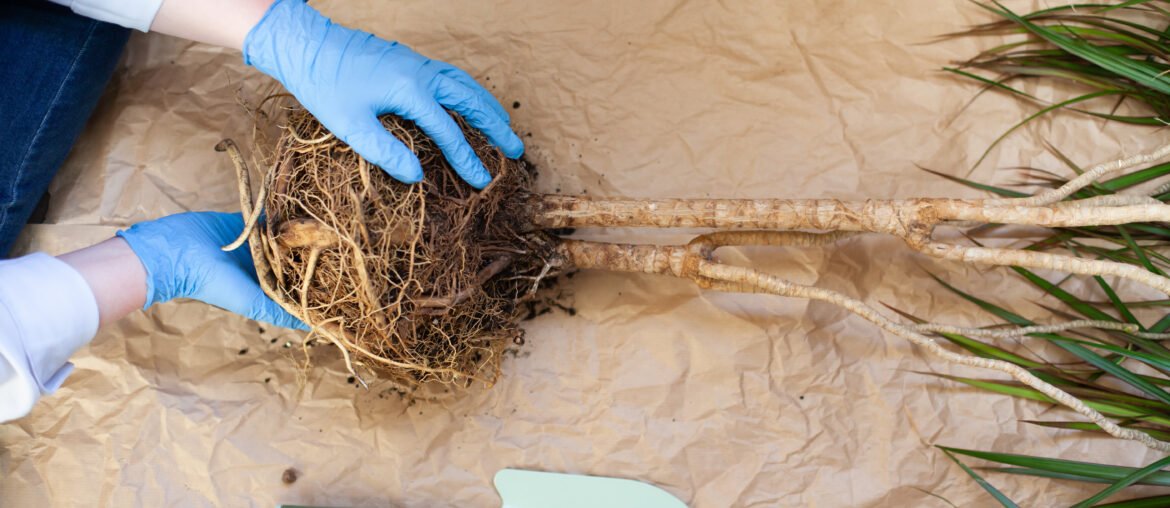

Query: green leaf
<box><xmin>1093</xmin><ymin>274</ymin><xmax>1143</xmax><ymax>326</ymax></box>
<box><xmin>938</xmin><ymin>447</ymin><xmax>1020</xmax><ymax>507</ymax></box>
<box><xmin>1023</xmin><ymin>420</ymin><xmax>1170</xmax><ymax>441</ymax></box>
<box><xmin>1060</xmin><ymin>383</ymin><xmax>1170</xmax><ymax>412</ymax></box>
<box><xmin>1044</xmin><ymin>139</ymin><xmax>1084</xmax><ymax>175</ymax></box>
<box><xmin>1097</xmin><ymin>495</ymin><xmax>1170</xmax><ymax>508</ymax></box>
<box><xmin>1094</xmin><ymin>0</ymin><xmax>1168</xmax><ymax>15</ymax></box>
<box><xmin>1098</xmin><ymin>162</ymin><xmax>1170</xmax><ymax>190</ymax></box>
<box><xmin>1053</xmin><ymin>340</ymin><xmax>1170</xmax><ymax>405</ymax></box>
<box><xmin>922</xmin><ymin>372</ymin><xmax>1054</xmax><ymax>402</ymax></box>
<box><xmin>917</xmin><ymin>165</ymin><xmax>1030</xmax><ymax>197</ymax></box>
<box><xmin>1118</xmin><ymin>225</ymin><xmax>1167</xmax><ymax>276</ymax></box>
<box><xmin>1078</xmin><ymin>110</ymin><xmax>1170</xmax><ymax>124</ymax></box>
<box><xmin>885</xmin><ymin>304</ymin><xmax>1044</xmax><ymax>367</ymax></box>
<box><xmin>911</xmin><ymin>487</ymin><xmax>959</xmax><ymax>508</ymax></box>
<box><xmin>1127</xmin><ymin>224</ymin><xmax>1170</xmax><ymax>238</ymax></box>
<box><xmin>973</xmin><ymin>89</ymin><xmax>1126</xmax><ymax>169</ymax></box>
<box><xmin>1047</xmin><ymin>23</ymin><xmax>1170</xmax><ymax>57</ymax></box>
<box><xmin>929</xmin><ymin>273</ymin><xmax>1035</xmax><ymax>326</ymax></box>
<box><xmin>942</xmin><ymin>446</ymin><xmax>1170</xmax><ymax>486</ymax></box>
<box><xmin>987</xmin><ymin>2</ymin><xmax>1170</xmax><ymax>95</ymax></box>
<box><xmin>1073</xmin><ymin>454</ymin><xmax>1170</xmax><ymax>507</ymax></box>
<box><xmin>936</xmin><ymin>266</ymin><xmax>1170</xmax><ymax>359</ymax></box>
<box><xmin>1050</xmin><ymin>336</ymin><xmax>1170</xmax><ymax>375</ymax></box>
<box><xmin>993</xmin><ymin>64</ymin><xmax>1131</xmax><ymax>90</ymax></box>
<box><xmin>941</xmin><ymin>332</ymin><xmax>1044</xmax><ymax>367</ymax></box>
<box><xmin>944</xmin><ymin>67</ymin><xmax>1040</xmax><ymax>102</ymax></box>
<box><xmin>927</xmin><ymin>372</ymin><xmax>1170</xmax><ymax>425</ymax></box>
<box><xmin>978</xmin><ymin>467</ymin><xmax>1118</xmax><ymax>485</ymax></box>
<box><xmin>1067</xmin><ymin>15</ymin><xmax>1170</xmax><ymax>51</ymax></box>
<box><xmin>925</xmin><ymin>372</ymin><xmax>1170</xmax><ymax>420</ymax></box>
<box><xmin>952</xmin><ymin>2</ymin><xmax>1170</xmax><ymax>131</ymax></box>
<box><xmin>1150</xmin><ymin>312</ymin><xmax>1170</xmax><ymax>333</ymax></box>
<box><xmin>1012</xmin><ymin>267</ymin><xmax>1118</xmax><ymax>322</ymax></box>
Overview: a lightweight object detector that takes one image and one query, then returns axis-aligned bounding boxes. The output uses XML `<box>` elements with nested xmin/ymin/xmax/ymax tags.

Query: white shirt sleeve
<box><xmin>45</xmin><ymin>0</ymin><xmax>164</xmax><ymax>32</ymax></box>
<box><xmin>0</xmin><ymin>253</ymin><xmax>100</xmax><ymax>423</ymax></box>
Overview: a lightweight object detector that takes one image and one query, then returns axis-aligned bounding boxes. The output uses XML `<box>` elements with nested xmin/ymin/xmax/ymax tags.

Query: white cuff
<box><xmin>0</xmin><ymin>252</ymin><xmax>100</xmax><ymax>422</ymax></box>
<box><xmin>47</xmin><ymin>0</ymin><xmax>165</xmax><ymax>32</ymax></box>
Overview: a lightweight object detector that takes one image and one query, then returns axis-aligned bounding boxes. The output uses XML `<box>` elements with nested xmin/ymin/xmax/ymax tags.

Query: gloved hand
<box><xmin>242</xmin><ymin>0</ymin><xmax>524</xmax><ymax>189</ymax></box>
<box><xmin>116</xmin><ymin>211</ymin><xmax>308</xmax><ymax>331</ymax></box>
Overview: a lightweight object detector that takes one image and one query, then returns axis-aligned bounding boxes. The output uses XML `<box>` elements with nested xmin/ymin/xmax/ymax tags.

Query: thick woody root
<box><xmin>545</xmin><ymin>144</ymin><xmax>1170</xmax><ymax>452</ymax></box>
<box><xmin>529</xmin><ymin>145</ymin><xmax>1170</xmax><ymax>294</ymax></box>
<box><xmin>229</xmin><ymin>107</ymin><xmax>558</xmax><ymax>386</ymax></box>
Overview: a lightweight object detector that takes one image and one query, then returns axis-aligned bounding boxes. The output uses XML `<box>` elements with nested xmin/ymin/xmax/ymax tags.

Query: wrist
<box><xmin>116</xmin><ymin>222</ymin><xmax>177</xmax><ymax>309</ymax></box>
<box><xmin>57</xmin><ymin>237</ymin><xmax>148</xmax><ymax>327</ymax></box>
<box><xmin>242</xmin><ymin>0</ymin><xmax>329</xmax><ymax>76</ymax></box>
<box><xmin>151</xmin><ymin>0</ymin><xmax>275</xmax><ymax>50</ymax></box>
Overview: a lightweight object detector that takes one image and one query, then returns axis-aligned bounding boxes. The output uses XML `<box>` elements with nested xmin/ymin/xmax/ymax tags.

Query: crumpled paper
<box><xmin>4</xmin><ymin>1</ymin><xmax>1166</xmax><ymax>506</ymax></box>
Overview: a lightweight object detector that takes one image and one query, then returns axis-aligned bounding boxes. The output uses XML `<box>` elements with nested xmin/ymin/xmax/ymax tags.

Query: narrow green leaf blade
<box><xmin>988</xmin><ymin>1</ymin><xmax>1170</xmax><ymax>95</ymax></box>
<box><xmin>1072</xmin><ymin>454</ymin><xmax>1170</xmax><ymax>508</ymax></box>
<box><xmin>1053</xmin><ymin>341</ymin><xmax>1170</xmax><ymax>406</ymax></box>
<box><xmin>938</xmin><ymin>447</ymin><xmax>1020</xmax><ymax>508</ymax></box>
<box><xmin>1098</xmin><ymin>495</ymin><xmax>1170</xmax><ymax>508</ymax></box>
<box><xmin>1023</xmin><ymin>420</ymin><xmax>1170</xmax><ymax>441</ymax></box>
<box><xmin>942</xmin><ymin>446</ymin><xmax>1170</xmax><ymax>485</ymax></box>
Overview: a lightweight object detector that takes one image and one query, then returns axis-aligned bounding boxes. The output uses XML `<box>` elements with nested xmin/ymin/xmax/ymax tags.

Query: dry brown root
<box><xmin>224</xmin><ymin>108</ymin><xmax>559</xmax><ymax>387</ymax></box>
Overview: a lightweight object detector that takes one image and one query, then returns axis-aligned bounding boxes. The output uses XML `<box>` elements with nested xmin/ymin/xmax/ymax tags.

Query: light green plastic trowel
<box><xmin>277</xmin><ymin>469</ymin><xmax>688</xmax><ymax>508</ymax></box>
<box><xmin>494</xmin><ymin>469</ymin><xmax>689</xmax><ymax>508</ymax></box>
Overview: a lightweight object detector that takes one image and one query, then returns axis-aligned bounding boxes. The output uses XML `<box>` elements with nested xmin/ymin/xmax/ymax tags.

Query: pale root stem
<box><xmin>935</xmin><ymin>201</ymin><xmax>1170</xmax><ymax>226</ymax></box>
<box><xmin>988</xmin><ymin>143</ymin><xmax>1170</xmax><ymax>207</ymax></box>
<box><xmin>693</xmin><ymin>260</ymin><xmax>1170</xmax><ymax>452</ymax></box>
<box><xmin>921</xmin><ymin>242</ymin><xmax>1170</xmax><ymax>295</ymax></box>
<box><xmin>914</xmin><ymin>320</ymin><xmax>1170</xmax><ymax>340</ymax></box>
<box><xmin>530</xmin><ymin>144</ymin><xmax>1170</xmax><ymax>233</ymax></box>
<box><xmin>558</xmin><ymin>239</ymin><xmax>1170</xmax><ymax>452</ymax></box>
<box><xmin>1052</xmin><ymin>195</ymin><xmax>1162</xmax><ymax>209</ymax></box>
<box><xmin>531</xmin><ymin>196</ymin><xmax>1170</xmax><ymax>232</ymax></box>
<box><xmin>690</xmin><ymin>230</ymin><xmax>861</xmax><ymax>248</ymax></box>
<box><xmin>1153</xmin><ymin>180</ymin><xmax>1170</xmax><ymax>197</ymax></box>
<box><xmin>531</xmin><ymin>195</ymin><xmax>922</xmax><ymax>233</ymax></box>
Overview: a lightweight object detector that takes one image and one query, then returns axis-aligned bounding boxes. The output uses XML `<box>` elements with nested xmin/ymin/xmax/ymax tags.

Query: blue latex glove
<box><xmin>242</xmin><ymin>0</ymin><xmax>524</xmax><ymax>189</ymax></box>
<box><xmin>116</xmin><ymin>212</ymin><xmax>308</xmax><ymax>331</ymax></box>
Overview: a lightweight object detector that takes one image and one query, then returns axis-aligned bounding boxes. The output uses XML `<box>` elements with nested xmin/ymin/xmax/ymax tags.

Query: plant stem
<box><xmin>530</xmin><ymin>196</ymin><xmax>1170</xmax><ymax>231</ymax></box>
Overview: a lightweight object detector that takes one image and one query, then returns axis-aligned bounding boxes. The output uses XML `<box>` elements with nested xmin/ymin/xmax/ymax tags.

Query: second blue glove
<box><xmin>242</xmin><ymin>0</ymin><xmax>524</xmax><ymax>189</ymax></box>
<box><xmin>117</xmin><ymin>211</ymin><xmax>308</xmax><ymax>331</ymax></box>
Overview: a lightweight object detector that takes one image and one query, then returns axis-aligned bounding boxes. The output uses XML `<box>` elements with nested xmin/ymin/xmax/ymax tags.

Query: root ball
<box><xmin>258</xmin><ymin>108</ymin><xmax>558</xmax><ymax>386</ymax></box>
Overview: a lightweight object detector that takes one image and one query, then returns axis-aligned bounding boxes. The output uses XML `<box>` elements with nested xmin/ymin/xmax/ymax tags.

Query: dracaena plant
<box><xmin>933</xmin><ymin>1</ymin><xmax>1170</xmax><ymax>505</ymax></box>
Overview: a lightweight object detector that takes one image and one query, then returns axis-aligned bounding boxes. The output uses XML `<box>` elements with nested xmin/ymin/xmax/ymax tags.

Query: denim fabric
<box><xmin>0</xmin><ymin>0</ymin><xmax>129</xmax><ymax>257</ymax></box>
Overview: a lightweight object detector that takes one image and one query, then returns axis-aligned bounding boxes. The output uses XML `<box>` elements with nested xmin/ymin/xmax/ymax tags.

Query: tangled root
<box><xmin>255</xmin><ymin>107</ymin><xmax>559</xmax><ymax>386</ymax></box>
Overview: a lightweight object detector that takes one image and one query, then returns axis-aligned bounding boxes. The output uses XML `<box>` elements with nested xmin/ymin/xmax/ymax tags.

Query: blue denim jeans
<box><xmin>0</xmin><ymin>1</ymin><xmax>129</xmax><ymax>257</ymax></box>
